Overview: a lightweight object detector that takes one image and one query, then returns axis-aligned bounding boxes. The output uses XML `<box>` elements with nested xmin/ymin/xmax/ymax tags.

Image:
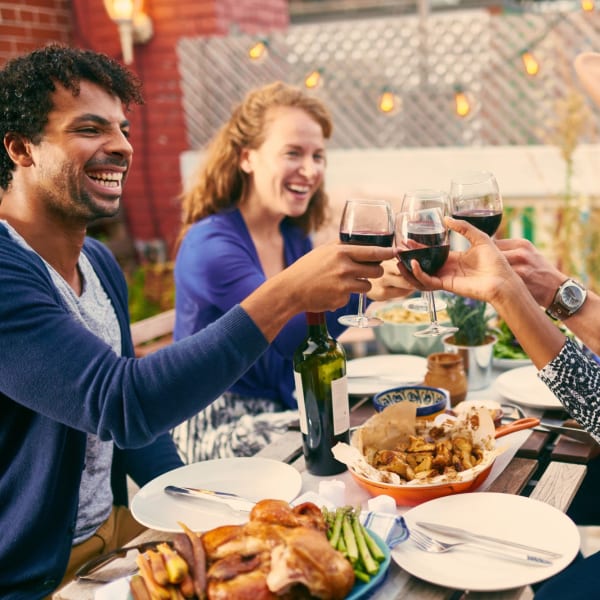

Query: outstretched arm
<box><xmin>409</xmin><ymin>217</ymin><xmax>566</xmax><ymax>369</ymax></box>
<box><xmin>497</xmin><ymin>237</ymin><xmax>600</xmax><ymax>355</ymax></box>
<box><xmin>241</xmin><ymin>241</ymin><xmax>395</xmax><ymax>342</ymax></box>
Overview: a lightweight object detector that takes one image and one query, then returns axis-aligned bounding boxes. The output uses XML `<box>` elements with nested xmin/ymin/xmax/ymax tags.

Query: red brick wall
<box><xmin>0</xmin><ymin>0</ymin><xmax>290</xmax><ymax>257</ymax></box>
<box><xmin>0</xmin><ymin>1</ymin><xmax>71</xmax><ymax>62</ymax></box>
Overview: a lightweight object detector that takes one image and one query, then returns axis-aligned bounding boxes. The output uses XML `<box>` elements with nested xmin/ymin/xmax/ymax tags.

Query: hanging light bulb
<box><xmin>248</xmin><ymin>40</ymin><xmax>268</xmax><ymax>62</ymax></box>
<box><xmin>304</xmin><ymin>69</ymin><xmax>323</xmax><ymax>89</ymax></box>
<box><xmin>454</xmin><ymin>86</ymin><xmax>471</xmax><ymax>118</ymax></box>
<box><xmin>378</xmin><ymin>89</ymin><xmax>401</xmax><ymax>115</ymax></box>
<box><xmin>581</xmin><ymin>0</ymin><xmax>595</xmax><ymax>11</ymax></box>
<box><xmin>521</xmin><ymin>50</ymin><xmax>540</xmax><ymax>76</ymax></box>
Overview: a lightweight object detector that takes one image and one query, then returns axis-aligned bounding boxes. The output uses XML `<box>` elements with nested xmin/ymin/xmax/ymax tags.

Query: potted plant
<box><xmin>443</xmin><ymin>295</ymin><xmax>497</xmax><ymax>391</ymax></box>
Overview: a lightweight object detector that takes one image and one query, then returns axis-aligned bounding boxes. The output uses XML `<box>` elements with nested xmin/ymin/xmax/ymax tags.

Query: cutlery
<box><xmin>416</xmin><ymin>521</ymin><xmax>563</xmax><ymax>559</ymax></box>
<box><xmin>409</xmin><ymin>528</ymin><xmax>553</xmax><ymax>566</ymax></box>
<box><xmin>502</xmin><ymin>416</ymin><xmax>596</xmax><ymax>444</ymax></box>
<box><xmin>164</xmin><ymin>485</ymin><xmax>255</xmax><ymax>512</ymax></box>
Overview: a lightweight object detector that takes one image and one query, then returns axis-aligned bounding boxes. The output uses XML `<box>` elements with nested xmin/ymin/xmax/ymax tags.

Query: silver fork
<box><xmin>410</xmin><ymin>528</ymin><xmax>466</xmax><ymax>553</ymax></box>
<box><xmin>409</xmin><ymin>528</ymin><xmax>553</xmax><ymax>565</ymax></box>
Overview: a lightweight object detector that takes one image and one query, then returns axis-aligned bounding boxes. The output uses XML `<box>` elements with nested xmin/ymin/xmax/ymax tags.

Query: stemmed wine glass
<box><xmin>400</xmin><ymin>189</ymin><xmax>451</xmax><ymax>312</ymax></box>
<box><xmin>449</xmin><ymin>171</ymin><xmax>503</xmax><ymax>236</ymax></box>
<box><xmin>394</xmin><ymin>205</ymin><xmax>459</xmax><ymax>338</ymax></box>
<box><xmin>338</xmin><ymin>198</ymin><xmax>394</xmax><ymax>328</ymax></box>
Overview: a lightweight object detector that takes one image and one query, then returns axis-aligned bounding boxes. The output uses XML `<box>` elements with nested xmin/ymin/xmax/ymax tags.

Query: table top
<box><xmin>55</xmin><ymin>337</ymin><xmax>592</xmax><ymax>600</ymax></box>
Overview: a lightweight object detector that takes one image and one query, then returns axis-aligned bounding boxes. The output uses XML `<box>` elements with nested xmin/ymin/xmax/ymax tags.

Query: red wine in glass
<box><xmin>339</xmin><ymin>232</ymin><xmax>394</xmax><ymax>246</ymax></box>
<box><xmin>338</xmin><ymin>198</ymin><xmax>394</xmax><ymax>328</ymax></box>
<box><xmin>451</xmin><ymin>209</ymin><xmax>502</xmax><ymax>237</ymax></box>
<box><xmin>395</xmin><ymin>208</ymin><xmax>457</xmax><ymax>338</ymax></box>
<box><xmin>449</xmin><ymin>171</ymin><xmax>503</xmax><ymax>237</ymax></box>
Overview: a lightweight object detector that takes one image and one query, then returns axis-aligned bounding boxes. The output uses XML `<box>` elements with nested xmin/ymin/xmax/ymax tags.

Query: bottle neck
<box><xmin>305</xmin><ymin>312</ymin><xmax>329</xmax><ymax>337</ymax></box>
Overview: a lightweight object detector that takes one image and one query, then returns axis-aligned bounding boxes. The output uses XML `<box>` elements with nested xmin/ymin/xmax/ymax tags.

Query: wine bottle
<box><xmin>293</xmin><ymin>312</ymin><xmax>349</xmax><ymax>475</ymax></box>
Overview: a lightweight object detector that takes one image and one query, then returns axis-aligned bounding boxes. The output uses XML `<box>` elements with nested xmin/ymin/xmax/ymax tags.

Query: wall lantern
<box><xmin>103</xmin><ymin>0</ymin><xmax>153</xmax><ymax>64</ymax></box>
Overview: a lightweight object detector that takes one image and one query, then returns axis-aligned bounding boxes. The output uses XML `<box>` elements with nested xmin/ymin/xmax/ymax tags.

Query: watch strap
<box><xmin>545</xmin><ymin>279</ymin><xmax>586</xmax><ymax>321</ymax></box>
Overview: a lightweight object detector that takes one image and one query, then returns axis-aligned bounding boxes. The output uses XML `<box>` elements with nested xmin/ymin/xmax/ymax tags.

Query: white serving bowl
<box><xmin>372</xmin><ymin>300</ymin><xmax>450</xmax><ymax>357</ymax></box>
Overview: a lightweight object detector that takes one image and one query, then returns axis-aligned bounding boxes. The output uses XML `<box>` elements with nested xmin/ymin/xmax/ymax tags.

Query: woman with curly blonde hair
<box><xmin>172</xmin><ymin>81</ymin><xmax>367</xmax><ymax>461</ymax></box>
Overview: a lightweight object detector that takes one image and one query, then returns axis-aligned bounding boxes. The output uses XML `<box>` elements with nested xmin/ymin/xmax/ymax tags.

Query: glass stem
<box><xmin>357</xmin><ymin>292</ymin><xmax>366</xmax><ymax>317</ymax></box>
<box><xmin>427</xmin><ymin>291</ymin><xmax>439</xmax><ymax>325</ymax></box>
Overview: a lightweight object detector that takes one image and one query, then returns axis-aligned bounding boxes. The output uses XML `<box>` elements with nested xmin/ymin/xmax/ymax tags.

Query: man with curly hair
<box><xmin>0</xmin><ymin>44</ymin><xmax>396</xmax><ymax>598</ymax></box>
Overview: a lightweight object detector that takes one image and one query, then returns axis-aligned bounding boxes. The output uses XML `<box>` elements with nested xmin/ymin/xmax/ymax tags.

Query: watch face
<box><xmin>561</xmin><ymin>285</ymin><xmax>585</xmax><ymax>308</ymax></box>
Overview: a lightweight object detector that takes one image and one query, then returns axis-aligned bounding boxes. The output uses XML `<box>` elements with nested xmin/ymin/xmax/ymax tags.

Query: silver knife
<box><xmin>416</xmin><ymin>521</ymin><xmax>563</xmax><ymax>559</ymax></box>
<box><xmin>164</xmin><ymin>485</ymin><xmax>255</xmax><ymax>512</ymax></box>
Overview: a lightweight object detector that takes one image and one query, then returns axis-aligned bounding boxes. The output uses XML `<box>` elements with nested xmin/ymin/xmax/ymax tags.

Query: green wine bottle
<box><xmin>293</xmin><ymin>312</ymin><xmax>349</xmax><ymax>475</ymax></box>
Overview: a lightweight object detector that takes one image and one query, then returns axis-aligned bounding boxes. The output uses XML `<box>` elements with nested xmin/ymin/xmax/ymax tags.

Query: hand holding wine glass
<box><xmin>400</xmin><ymin>189</ymin><xmax>451</xmax><ymax>312</ymax></box>
<box><xmin>449</xmin><ymin>171</ymin><xmax>503</xmax><ymax>236</ymax></box>
<box><xmin>338</xmin><ymin>198</ymin><xmax>394</xmax><ymax>328</ymax></box>
<box><xmin>395</xmin><ymin>206</ymin><xmax>458</xmax><ymax>337</ymax></box>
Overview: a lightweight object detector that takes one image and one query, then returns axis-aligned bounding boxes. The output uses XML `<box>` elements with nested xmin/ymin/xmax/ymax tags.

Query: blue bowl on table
<box><xmin>372</xmin><ymin>385</ymin><xmax>449</xmax><ymax>420</ymax></box>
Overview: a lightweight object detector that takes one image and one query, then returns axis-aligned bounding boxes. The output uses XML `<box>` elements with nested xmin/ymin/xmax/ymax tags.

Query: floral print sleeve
<box><xmin>538</xmin><ymin>338</ymin><xmax>600</xmax><ymax>442</ymax></box>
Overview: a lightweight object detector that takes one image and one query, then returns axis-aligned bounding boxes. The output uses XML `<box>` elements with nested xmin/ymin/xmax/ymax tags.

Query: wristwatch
<box><xmin>545</xmin><ymin>279</ymin><xmax>587</xmax><ymax>321</ymax></box>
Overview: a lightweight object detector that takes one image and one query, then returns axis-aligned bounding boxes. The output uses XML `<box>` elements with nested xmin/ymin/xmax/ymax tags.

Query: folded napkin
<box><xmin>292</xmin><ymin>488</ymin><xmax>408</xmax><ymax>549</ymax></box>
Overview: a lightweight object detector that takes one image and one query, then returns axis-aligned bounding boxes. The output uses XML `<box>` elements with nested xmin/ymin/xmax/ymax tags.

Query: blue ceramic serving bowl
<box><xmin>372</xmin><ymin>385</ymin><xmax>449</xmax><ymax>419</ymax></box>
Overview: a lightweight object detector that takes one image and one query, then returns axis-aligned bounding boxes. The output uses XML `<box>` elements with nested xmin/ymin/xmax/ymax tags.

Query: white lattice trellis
<box><xmin>177</xmin><ymin>7</ymin><xmax>600</xmax><ymax>150</ymax></box>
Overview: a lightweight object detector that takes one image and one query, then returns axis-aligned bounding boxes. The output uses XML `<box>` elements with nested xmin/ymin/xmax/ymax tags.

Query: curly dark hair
<box><xmin>0</xmin><ymin>43</ymin><xmax>144</xmax><ymax>191</ymax></box>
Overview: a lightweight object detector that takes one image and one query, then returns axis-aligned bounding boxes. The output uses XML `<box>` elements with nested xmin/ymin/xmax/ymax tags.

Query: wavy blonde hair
<box><xmin>177</xmin><ymin>81</ymin><xmax>333</xmax><ymax>247</ymax></box>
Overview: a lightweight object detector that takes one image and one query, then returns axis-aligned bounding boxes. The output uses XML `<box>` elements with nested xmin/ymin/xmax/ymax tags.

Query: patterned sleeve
<box><xmin>538</xmin><ymin>338</ymin><xmax>600</xmax><ymax>441</ymax></box>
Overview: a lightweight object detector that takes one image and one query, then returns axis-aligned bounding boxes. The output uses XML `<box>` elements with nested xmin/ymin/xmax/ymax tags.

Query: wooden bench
<box><xmin>130</xmin><ymin>308</ymin><xmax>175</xmax><ymax>357</ymax></box>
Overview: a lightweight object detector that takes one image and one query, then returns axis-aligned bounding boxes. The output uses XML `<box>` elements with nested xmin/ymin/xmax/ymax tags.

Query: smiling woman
<box><xmin>170</xmin><ymin>81</ymin><xmax>363</xmax><ymax>462</ymax></box>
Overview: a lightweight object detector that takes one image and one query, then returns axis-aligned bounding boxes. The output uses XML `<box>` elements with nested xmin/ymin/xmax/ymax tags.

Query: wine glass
<box><xmin>338</xmin><ymin>198</ymin><xmax>394</xmax><ymax>328</ymax></box>
<box><xmin>449</xmin><ymin>171</ymin><xmax>503</xmax><ymax>236</ymax></box>
<box><xmin>400</xmin><ymin>189</ymin><xmax>451</xmax><ymax>312</ymax></box>
<box><xmin>394</xmin><ymin>206</ymin><xmax>458</xmax><ymax>338</ymax></box>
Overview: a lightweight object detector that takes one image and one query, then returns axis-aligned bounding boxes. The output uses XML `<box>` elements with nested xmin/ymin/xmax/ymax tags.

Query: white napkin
<box><xmin>292</xmin><ymin>488</ymin><xmax>408</xmax><ymax>549</ymax></box>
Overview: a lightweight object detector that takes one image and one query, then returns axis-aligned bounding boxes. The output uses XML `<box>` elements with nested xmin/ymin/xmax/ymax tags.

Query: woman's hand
<box><xmin>367</xmin><ymin>258</ymin><xmax>414</xmax><ymax>301</ymax></box>
<box><xmin>409</xmin><ymin>217</ymin><xmax>519</xmax><ymax>304</ymax></box>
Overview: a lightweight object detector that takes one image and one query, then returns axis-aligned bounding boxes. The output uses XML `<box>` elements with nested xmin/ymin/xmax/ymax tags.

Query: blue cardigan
<box><xmin>0</xmin><ymin>227</ymin><xmax>268</xmax><ymax>598</ymax></box>
<box><xmin>174</xmin><ymin>209</ymin><xmax>357</xmax><ymax>408</ymax></box>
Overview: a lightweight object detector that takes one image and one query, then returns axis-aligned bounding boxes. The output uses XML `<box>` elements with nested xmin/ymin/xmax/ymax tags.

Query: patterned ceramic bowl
<box><xmin>372</xmin><ymin>385</ymin><xmax>449</xmax><ymax>419</ymax></box>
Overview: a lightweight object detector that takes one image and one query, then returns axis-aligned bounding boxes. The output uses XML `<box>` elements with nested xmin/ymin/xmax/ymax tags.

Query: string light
<box><xmin>454</xmin><ymin>86</ymin><xmax>471</xmax><ymax>118</ymax></box>
<box><xmin>581</xmin><ymin>0</ymin><xmax>595</xmax><ymax>11</ymax></box>
<box><xmin>304</xmin><ymin>69</ymin><xmax>323</xmax><ymax>89</ymax></box>
<box><xmin>521</xmin><ymin>49</ymin><xmax>540</xmax><ymax>76</ymax></box>
<box><xmin>248</xmin><ymin>40</ymin><xmax>268</xmax><ymax>62</ymax></box>
<box><xmin>377</xmin><ymin>88</ymin><xmax>401</xmax><ymax>115</ymax></box>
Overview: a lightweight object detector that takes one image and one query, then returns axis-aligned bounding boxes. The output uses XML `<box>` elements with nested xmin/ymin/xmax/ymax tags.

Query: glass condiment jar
<box><xmin>423</xmin><ymin>352</ymin><xmax>468</xmax><ymax>407</ymax></box>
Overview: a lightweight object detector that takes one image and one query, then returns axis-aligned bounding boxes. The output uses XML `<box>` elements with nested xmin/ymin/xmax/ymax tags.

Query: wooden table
<box><xmin>55</xmin><ymin>333</ymin><xmax>593</xmax><ymax>599</ymax></box>
<box><xmin>55</xmin><ymin>425</ymin><xmax>587</xmax><ymax>600</ymax></box>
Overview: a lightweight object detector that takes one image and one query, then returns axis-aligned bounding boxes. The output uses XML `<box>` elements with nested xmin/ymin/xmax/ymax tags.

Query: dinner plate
<box><xmin>347</xmin><ymin>354</ymin><xmax>427</xmax><ymax>396</ymax></box>
<box><xmin>494</xmin><ymin>365</ymin><xmax>563</xmax><ymax>410</ymax></box>
<box><xmin>95</xmin><ymin>529</ymin><xmax>391</xmax><ymax>600</ymax></box>
<box><xmin>392</xmin><ymin>492</ymin><xmax>579</xmax><ymax>591</ymax></box>
<box><xmin>493</xmin><ymin>356</ymin><xmax>533</xmax><ymax>370</ymax></box>
<box><xmin>130</xmin><ymin>458</ymin><xmax>302</xmax><ymax>532</ymax></box>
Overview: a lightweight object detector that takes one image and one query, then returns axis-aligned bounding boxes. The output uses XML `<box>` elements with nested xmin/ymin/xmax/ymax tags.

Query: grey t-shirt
<box><xmin>1</xmin><ymin>221</ymin><xmax>121</xmax><ymax>544</ymax></box>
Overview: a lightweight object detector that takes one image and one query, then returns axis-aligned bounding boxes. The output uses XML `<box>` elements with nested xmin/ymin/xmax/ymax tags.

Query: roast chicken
<box><xmin>201</xmin><ymin>499</ymin><xmax>355</xmax><ymax>600</ymax></box>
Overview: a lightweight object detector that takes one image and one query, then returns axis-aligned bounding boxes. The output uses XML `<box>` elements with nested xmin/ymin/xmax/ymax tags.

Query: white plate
<box><xmin>392</xmin><ymin>492</ymin><xmax>579</xmax><ymax>591</ymax></box>
<box><xmin>130</xmin><ymin>458</ymin><xmax>302</xmax><ymax>532</ymax></box>
<box><xmin>494</xmin><ymin>365</ymin><xmax>563</xmax><ymax>410</ymax></box>
<box><xmin>493</xmin><ymin>356</ymin><xmax>533</xmax><ymax>370</ymax></box>
<box><xmin>347</xmin><ymin>354</ymin><xmax>427</xmax><ymax>396</ymax></box>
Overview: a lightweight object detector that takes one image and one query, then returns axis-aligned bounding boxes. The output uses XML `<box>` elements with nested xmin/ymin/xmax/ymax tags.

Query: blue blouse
<box><xmin>174</xmin><ymin>209</ymin><xmax>357</xmax><ymax>408</ymax></box>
